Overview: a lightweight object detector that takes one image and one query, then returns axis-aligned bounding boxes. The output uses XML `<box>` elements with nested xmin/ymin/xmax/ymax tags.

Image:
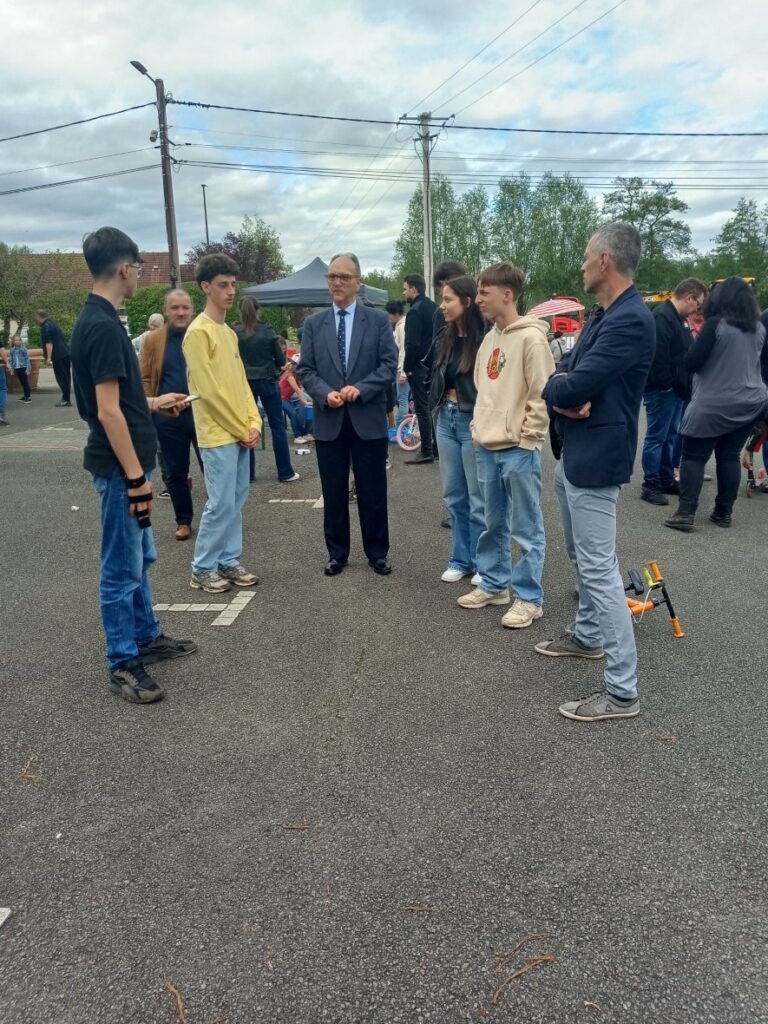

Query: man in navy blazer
<box><xmin>537</xmin><ymin>223</ymin><xmax>655</xmax><ymax>723</ymax></box>
<box><xmin>299</xmin><ymin>252</ymin><xmax>398</xmax><ymax>575</ymax></box>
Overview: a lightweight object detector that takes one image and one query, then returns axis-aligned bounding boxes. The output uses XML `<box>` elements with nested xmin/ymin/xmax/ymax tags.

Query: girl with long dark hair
<box><xmin>665</xmin><ymin>277</ymin><xmax>767</xmax><ymax>530</ymax></box>
<box><xmin>235</xmin><ymin>297</ymin><xmax>299</xmax><ymax>483</ymax></box>
<box><xmin>429</xmin><ymin>276</ymin><xmax>487</xmax><ymax>582</ymax></box>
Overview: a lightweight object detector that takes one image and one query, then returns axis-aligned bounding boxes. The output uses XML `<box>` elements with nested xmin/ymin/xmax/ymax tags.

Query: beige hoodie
<box><xmin>472</xmin><ymin>316</ymin><xmax>554</xmax><ymax>450</ymax></box>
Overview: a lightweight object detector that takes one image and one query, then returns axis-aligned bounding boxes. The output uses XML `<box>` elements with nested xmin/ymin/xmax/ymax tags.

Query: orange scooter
<box><xmin>624</xmin><ymin>560</ymin><xmax>684</xmax><ymax>638</ymax></box>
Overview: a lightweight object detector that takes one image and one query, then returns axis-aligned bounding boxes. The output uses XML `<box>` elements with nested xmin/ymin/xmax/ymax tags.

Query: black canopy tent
<box><xmin>240</xmin><ymin>257</ymin><xmax>389</xmax><ymax>308</ymax></box>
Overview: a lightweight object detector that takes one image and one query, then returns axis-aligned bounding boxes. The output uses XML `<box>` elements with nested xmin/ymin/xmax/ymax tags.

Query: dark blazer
<box><xmin>403</xmin><ymin>293</ymin><xmax>438</xmax><ymax>373</ymax></box>
<box><xmin>298</xmin><ymin>304</ymin><xmax>398</xmax><ymax>441</ymax></box>
<box><xmin>542</xmin><ymin>286</ymin><xmax>655</xmax><ymax>488</ymax></box>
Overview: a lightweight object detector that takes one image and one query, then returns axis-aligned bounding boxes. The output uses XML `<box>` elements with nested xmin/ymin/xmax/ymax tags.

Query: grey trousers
<box><xmin>554</xmin><ymin>460</ymin><xmax>638</xmax><ymax>699</ymax></box>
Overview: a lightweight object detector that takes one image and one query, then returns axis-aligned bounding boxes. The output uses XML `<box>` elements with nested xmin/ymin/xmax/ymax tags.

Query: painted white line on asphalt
<box><xmin>0</xmin><ymin>908</ymin><xmax>11</xmax><ymax>929</ymax></box>
<box><xmin>267</xmin><ymin>498</ymin><xmax>319</xmax><ymax>504</ymax></box>
<box><xmin>152</xmin><ymin>591</ymin><xmax>256</xmax><ymax>627</ymax></box>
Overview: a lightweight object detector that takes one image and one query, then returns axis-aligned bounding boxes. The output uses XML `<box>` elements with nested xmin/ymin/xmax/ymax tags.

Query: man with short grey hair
<box><xmin>132</xmin><ymin>313</ymin><xmax>164</xmax><ymax>355</ymax></box>
<box><xmin>539</xmin><ymin>223</ymin><xmax>656</xmax><ymax>722</ymax></box>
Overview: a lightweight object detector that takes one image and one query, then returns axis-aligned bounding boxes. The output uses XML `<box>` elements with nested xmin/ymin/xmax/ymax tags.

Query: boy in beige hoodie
<box><xmin>457</xmin><ymin>263</ymin><xmax>554</xmax><ymax>628</ymax></box>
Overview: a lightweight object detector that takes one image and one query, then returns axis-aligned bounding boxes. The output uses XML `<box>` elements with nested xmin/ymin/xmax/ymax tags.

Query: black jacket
<box><xmin>429</xmin><ymin>353</ymin><xmax>477</xmax><ymax>413</ymax></box>
<box><xmin>235</xmin><ymin>323</ymin><xmax>285</xmax><ymax>381</ymax></box>
<box><xmin>645</xmin><ymin>300</ymin><xmax>691</xmax><ymax>397</ymax></box>
<box><xmin>403</xmin><ymin>293</ymin><xmax>438</xmax><ymax>373</ymax></box>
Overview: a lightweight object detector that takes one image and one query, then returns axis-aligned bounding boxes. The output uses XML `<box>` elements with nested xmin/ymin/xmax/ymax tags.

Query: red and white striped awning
<box><xmin>528</xmin><ymin>298</ymin><xmax>585</xmax><ymax>318</ymax></box>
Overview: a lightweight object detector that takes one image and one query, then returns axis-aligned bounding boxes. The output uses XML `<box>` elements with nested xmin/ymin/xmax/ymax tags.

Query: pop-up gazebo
<box><xmin>241</xmin><ymin>256</ymin><xmax>389</xmax><ymax>307</ymax></box>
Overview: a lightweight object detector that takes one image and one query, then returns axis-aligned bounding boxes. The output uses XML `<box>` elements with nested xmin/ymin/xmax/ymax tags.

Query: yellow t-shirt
<box><xmin>182</xmin><ymin>313</ymin><xmax>262</xmax><ymax>448</ymax></box>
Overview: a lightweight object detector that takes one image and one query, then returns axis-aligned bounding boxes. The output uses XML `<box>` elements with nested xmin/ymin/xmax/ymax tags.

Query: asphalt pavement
<box><xmin>1</xmin><ymin>371</ymin><xmax>766</xmax><ymax>1023</ymax></box>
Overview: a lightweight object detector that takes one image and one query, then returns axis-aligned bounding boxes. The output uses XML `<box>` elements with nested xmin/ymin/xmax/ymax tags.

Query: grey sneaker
<box><xmin>218</xmin><ymin>563</ymin><xmax>259</xmax><ymax>587</ymax></box>
<box><xmin>559</xmin><ymin>689</ymin><xmax>640</xmax><ymax>722</ymax></box>
<box><xmin>535</xmin><ymin>633</ymin><xmax>605</xmax><ymax>659</ymax></box>
<box><xmin>109</xmin><ymin>659</ymin><xmax>165</xmax><ymax>704</ymax></box>
<box><xmin>190</xmin><ymin>569</ymin><xmax>231</xmax><ymax>593</ymax></box>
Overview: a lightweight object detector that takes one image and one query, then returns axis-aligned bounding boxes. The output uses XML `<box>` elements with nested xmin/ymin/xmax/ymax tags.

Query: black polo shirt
<box><xmin>70</xmin><ymin>293</ymin><xmax>156</xmax><ymax>477</ymax></box>
<box><xmin>40</xmin><ymin>318</ymin><xmax>68</xmax><ymax>361</ymax></box>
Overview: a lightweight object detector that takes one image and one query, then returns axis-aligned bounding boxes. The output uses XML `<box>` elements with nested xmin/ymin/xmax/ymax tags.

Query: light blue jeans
<box><xmin>554</xmin><ymin>459</ymin><xmax>638</xmax><ymax>700</ymax></box>
<box><xmin>396</xmin><ymin>379</ymin><xmax>411</xmax><ymax>422</ymax></box>
<box><xmin>474</xmin><ymin>445</ymin><xmax>545</xmax><ymax>604</ymax></box>
<box><xmin>436</xmin><ymin>401</ymin><xmax>484</xmax><ymax>573</ymax></box>
<box><xmin>193</xmin><ymin>443</ymin><xmax>251</xmax><ymax>574</ymax></box>
<box><xmin>92</xmin><ymin>468</ymin><xmax>161</xmax><ymax>671</ymax></box>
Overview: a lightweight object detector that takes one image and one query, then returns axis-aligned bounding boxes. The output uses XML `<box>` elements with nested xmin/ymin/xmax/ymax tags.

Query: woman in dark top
<box><xmin>235</xmin><ymin>297</ymin><xmax>298</xmax><ymax>483</ymax></box>
<box><xmin>429</xmin><ymin>275</ymin><xmax>486</xmax><ymax>582</ymax></box>
<box><xmin>665</xmin><ymin>277</ymin><xmax>768</xmax><ymax>531</ymax></box>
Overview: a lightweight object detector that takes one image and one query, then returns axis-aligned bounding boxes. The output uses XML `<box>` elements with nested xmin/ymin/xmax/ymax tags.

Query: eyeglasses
<box><xmin>130</xmin><ymin>262</ymin><xmax>144</xmax><ymax>278</ymax></box>
<box><xmin>326</xmin><ymin>273</ymin><xmax>357</xmax><ymax>283</ymax></box>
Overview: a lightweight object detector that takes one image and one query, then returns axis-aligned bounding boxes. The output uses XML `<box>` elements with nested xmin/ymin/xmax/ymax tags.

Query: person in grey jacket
<box><xmin>665</xmin><ymin>277</ymin><xmax>768</xmax><ymax>531</ymax></box>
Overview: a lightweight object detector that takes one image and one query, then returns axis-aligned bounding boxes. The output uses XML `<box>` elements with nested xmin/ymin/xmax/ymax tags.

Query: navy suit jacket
<box><xmin>298</xmin><ymin>304</ymin><xmax>398</xmax><ymax>441</ymax></box>
<box><xmin>542</xmin><ymin>286</ymin><xmax>655</xmax><ymax>488</ymax></box>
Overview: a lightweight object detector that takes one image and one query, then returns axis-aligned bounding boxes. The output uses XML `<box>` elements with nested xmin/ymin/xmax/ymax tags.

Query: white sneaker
<box><xmin>470</xmin><ymin>572</ymin><xmax>482</xmax><ymax>586</ymax></box>
<box><xmin>280</xmin><ymin>472</ymin><xmax>300</xmax><ymax>482</ymax></box>
<box><xmin>441</xmin><ymin>567</ymin><xmax>469</xmax><ymax>583</ymax></box>
<box><xmin>457</xmin><ymin>588</ymin><xmax>510</xmax><ymax>609</ymax></box>
<box><xmin>501</xmin><ymin>598</ymin><xmax>543</xmax><ymax>629</ymax></box>
<box><xmin>295</xmin><ymin>436</ymin><xmax>310</xmax><ymax>444</ymax></box>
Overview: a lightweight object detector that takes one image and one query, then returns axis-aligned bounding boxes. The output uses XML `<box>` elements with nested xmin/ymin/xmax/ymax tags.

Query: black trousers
<box><xmin>53</xmin><ymin>356</ymin><xmax>71</xmax><ymax>402</ymax></box>
<box><xmin>407</xmin><ymin>365</ymin><xmax>434</xmax><ymax>457</ymax></box>
<box><xmin>14</xmin><ymin>368</ymin><xmax>30</xmax><ymax>399</ymax></box>
<box><xmin>678</xmin><ymin>423</ymin><xmax>753</xmax><ymax>516</ymax></box>
<box><xmin>155</xmin><ymin>409</ymin><xmax>202</xmax><ymax>525</ymax></box>
<box><xmin>315</xmin><ymin>410</ymin><xmax>389</xmax><ymax>562</ymax></box>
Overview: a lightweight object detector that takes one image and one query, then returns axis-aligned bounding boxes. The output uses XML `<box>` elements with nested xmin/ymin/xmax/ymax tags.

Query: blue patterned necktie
<box><xmin>337</xmin><ymin>308</ymin><xmax>347</xmax><ymax>377</ymax></box>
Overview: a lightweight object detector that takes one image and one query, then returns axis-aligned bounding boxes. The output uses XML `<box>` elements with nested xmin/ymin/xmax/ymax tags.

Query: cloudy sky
<box><xmin>2</xmin><ymin>0</ymin><xmax>767</xmax><ymax>274</ymax></box>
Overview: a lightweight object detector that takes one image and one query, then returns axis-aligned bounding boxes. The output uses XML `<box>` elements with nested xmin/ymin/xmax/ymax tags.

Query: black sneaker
<box><xmin>137</xmin><ymin>633</ymin><xmax>198</xmax><ymax>664</ymax></box>
<box><xmin>709</xmin><ymin>510</ymin><xmax>732</xmax><ymax>528</ymax></box>
<box><xmin>660</xmin><ymin>481</ymin><xmax>680</xmax><ymax>495</ymax></box>
<box><xmin>641</xmin><ymin>486</ymin><xmax>669</xmax><ymax>506</ymax></box>
<box><xmin>109</xmin><ymin>659</ymin><xmax>165</xmax><ymax>703</ymax></box>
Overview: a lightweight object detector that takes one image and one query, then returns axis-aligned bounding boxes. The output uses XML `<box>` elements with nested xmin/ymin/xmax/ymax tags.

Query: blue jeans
<box><xmin>396</xmin><ymin>379</ymin><xmax>410</xmax><ymax>422</ymax></box>
<box><xmin>436</xmin><ymin>402</ymin><xmax>484</xmax><ymax>572</ymax></box>
<box><xmin>474</xmin><ymin>446</ymin><xmax>545</xmax><ymax>603</ymax></box>
<box><xmin>642</xmin><ymin>390</ymin><xmax>681</xmax><ymax>489</ymax></box>
<box><xmin>92</xmin><ymin>468</ymin><xmax>161</xmax><ymax>671</ymax></box>
<box><xmin>193</xmin><ymin>443</ymin><xmax>251</xmax><ymax>574</ymax></box>
<box><xmin>0</xmin><ymin>374</ymin><xmax>6</xmax><ymax>419</ymax></box>
<box><xmin>282</xmin><ymin>397</ymin><xmax>307</xmax><ymax>438</ymax></box>
<box><xmin>249</xmin><ymin>379</ymin><xmax>295</xmax><ymax>481</ymax></box>
<box><xmin>554</xmin><ymin>460</ymin><xmax>637</xmax><ymax>699</ymax></box>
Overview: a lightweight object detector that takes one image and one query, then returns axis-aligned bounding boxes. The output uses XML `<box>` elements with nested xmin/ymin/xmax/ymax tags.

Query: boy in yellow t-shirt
<box><xmin>183</xmin><ymin>254</ymin><xmax>262</xmax><ymax>593</ymax></box>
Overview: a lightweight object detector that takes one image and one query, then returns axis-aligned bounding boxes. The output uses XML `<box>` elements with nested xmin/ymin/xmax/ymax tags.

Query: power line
<box><xmin>440</xmin><ymin>0</ymin><xmax>589</xmax><ymax>110</ymax></box>
<box><xmin>0</xmin><ymin>165</ymin><xmax>157</xmax><ymax>198</ymax></box>
<box><xmin>0</xmin><ymin>103</ymin><xmax>156</xmax><ymax>144</ymax></box>
<box><xmin>454</xmin><ymin>0</ymin><xmax>628</xmax><ymax>115</ymax></box>
<box><xmin>406</xmin><ymin>0</ymin><xmax>545</xmax><ymax>114</ymax></box>
<box><xmin>0</xmin><ymin>147</ymin><xmax>157</xmax><ymax>179</ymax></box>
<box><xmin>169</xmin><ymin>97</ymin><xmax>768</xmax><ymax>138</ymax></box>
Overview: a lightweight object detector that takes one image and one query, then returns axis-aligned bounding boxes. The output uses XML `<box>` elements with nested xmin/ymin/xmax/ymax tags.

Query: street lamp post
<box><xmin>201</xmin><ymin>184</ymin><xmax>210</xmax><ymax>246</ymax></box>
<box><xmin>130</xmin><ymin>60</ymin><xmax>180</xmax><ymax>289</ymax></box>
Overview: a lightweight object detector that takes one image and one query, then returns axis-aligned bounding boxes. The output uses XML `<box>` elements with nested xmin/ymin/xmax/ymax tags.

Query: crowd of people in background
<box><xmin>8</xmin><ymin>220</ymin><xmax>768</xmax><ymax>723</ymax></box>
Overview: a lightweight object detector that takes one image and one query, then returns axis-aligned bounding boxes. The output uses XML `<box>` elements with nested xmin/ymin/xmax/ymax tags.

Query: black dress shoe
<box><xmin>369</xmin><ymin>558</ymin><xmax>392</xmax><ymax>575</ymax></box>
<box><xmin>405</xmin><ymin>454</ymin><xmax>434</xmax><ymax>465</ymax></box>
<box><xmin>324</xmin><ymin>559</ymin><xmax>346</xmax><ymax>576</ymax></box>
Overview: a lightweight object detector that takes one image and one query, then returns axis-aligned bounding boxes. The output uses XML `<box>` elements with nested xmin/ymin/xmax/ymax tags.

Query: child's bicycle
<box><xmin>395</xmin><ymin>413</ymin><xmax>421</xmax><ymax>452</ymax></box>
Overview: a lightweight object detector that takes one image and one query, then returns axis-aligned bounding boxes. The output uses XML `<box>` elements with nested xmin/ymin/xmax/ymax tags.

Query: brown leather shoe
<box><xmin>175</xmin><ymin>524</ymin><xmax>193</xmax><ymax>541</ymax></box>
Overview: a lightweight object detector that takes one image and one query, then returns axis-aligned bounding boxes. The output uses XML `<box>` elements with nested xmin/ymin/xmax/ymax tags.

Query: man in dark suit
<box><xmin>299</xmin><ymin>253</ymin><xmax>398</xmax><ymax>576</ymax></box>
<box><xmin>402</xmin><ymin>273</ymin><xmax>438</xmax><ymax>463</ymax></box>
<box><xmin>538</xmin><ymin>223</ymin><xmax>655</xmax><ymax>723</ymax></box>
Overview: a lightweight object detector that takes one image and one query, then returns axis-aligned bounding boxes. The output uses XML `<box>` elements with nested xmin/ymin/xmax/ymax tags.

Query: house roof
<box><xmin>16</xmin><ymin>252</ymin><xmax>195</xmax><ymax>292</ymax></box>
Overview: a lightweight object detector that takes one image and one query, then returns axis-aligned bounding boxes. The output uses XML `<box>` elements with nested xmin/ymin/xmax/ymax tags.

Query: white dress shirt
<box><xmin>332</xmin><ymin>300</ymin><xmax>357</xmax><ymax>366</ymax></box>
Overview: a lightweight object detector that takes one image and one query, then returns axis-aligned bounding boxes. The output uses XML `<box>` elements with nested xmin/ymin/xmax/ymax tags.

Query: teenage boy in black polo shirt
<box><xmin>70</xmin><ymin>226</ymin><xmax>196</xmax><ymax>704</ymax></box>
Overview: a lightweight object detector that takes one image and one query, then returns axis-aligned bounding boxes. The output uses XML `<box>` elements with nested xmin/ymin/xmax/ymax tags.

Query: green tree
<box><xmin>602</xmin><ymin>177</ymin><xmax>692</xmax><ymax>290</ymax></box>
<box><xmin>711</xmin><ymin>198</ymin><xmax>768</xmax><ymax>289</ymax></box>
